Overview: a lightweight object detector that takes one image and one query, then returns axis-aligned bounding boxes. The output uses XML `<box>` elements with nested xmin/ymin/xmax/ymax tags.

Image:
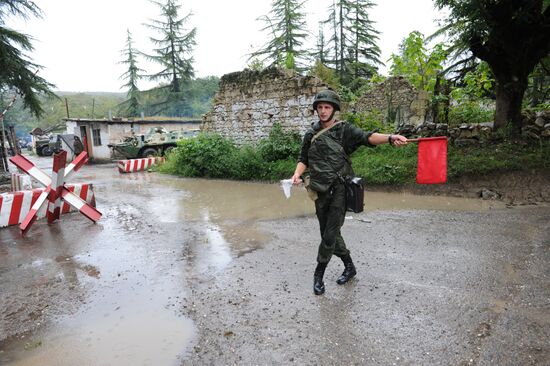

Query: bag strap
<box><xmin>310</xmin><ymin>121</ymin><xmax>343</xmax><ymax>144</ymax></box>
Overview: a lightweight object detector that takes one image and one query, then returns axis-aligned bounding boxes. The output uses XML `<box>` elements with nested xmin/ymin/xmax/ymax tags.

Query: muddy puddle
<box><xmin>1</xmin><ymin>158</ymin><xmax>508</xmax><ymax>365</ymax></box>
<box><xmin>105</xmin><ymin>168</ymin><xmax>507</xmax><ymax>222</ymax></box>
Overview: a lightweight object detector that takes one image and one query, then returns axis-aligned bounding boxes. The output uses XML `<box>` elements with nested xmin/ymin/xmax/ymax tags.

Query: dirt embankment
<box><xmin>368</xmin><ymin>169</ymin><xmax>550</xmax><ymax>205</ymax></box>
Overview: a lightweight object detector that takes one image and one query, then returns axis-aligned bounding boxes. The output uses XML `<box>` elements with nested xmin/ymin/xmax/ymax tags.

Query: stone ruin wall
<box><xmin>202</xmin><ymin>71</ymin><xmax>550</xmax><ymax>146</ymax></box>
<box><xmin>355</xmin><ymin>76</ymin><xmax>427</xmax><ymax>127</ymax></box>
<box><xmin>202</xmin><ymin>68</ymin><xmax>326</xmax><ymax>144</ymax></box>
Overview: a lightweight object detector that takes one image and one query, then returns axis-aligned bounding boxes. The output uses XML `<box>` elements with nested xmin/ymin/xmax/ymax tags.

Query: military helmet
<box><xmin>312</xmin><ymin>89</ymin><xmax>341</xmax><ymax>111</ymax></box>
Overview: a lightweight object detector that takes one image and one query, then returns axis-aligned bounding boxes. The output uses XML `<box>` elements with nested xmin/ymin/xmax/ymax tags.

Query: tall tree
<box><xmin>249</xmin><ymin>0</ymin><xmax>309</xmax><ymax>70</ymax></box>
<box><xmin>348</xmin><ymin>0</ymin><xmax>381</xmax><ymax>80</ymax></box>
<box><xmin>118</xmin><ymin>29</ymin><xmax>143</xmax><ymax>117</ymax></box>
<box><xmin>389</xmin><ymin>31</ymin><xmax>448</xmax><ymax>92</ymax></box>
<box><xmin>0</xmin><ymin>0</ymin><xmax>55</xmax><ymax>117</ymax></box>
<box><xmin>434</xmin><ymin>0</ymin><xmax>550</xmax><ymax>134</ymax></box>
<box><xmin>323</xmin><ymin>0</ymin><xmax>381</xmax><ymax>89</ymax></box>
<box><xmin>145</xmin><ymin>0</ymin><xmax>196</xmax><ymax>93</ymax></box>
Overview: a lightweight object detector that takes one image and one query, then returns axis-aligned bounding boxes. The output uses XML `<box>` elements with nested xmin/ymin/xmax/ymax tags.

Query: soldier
<box><xmin>290</xmin><ymin>89</ymin><xmax>408</xmax><ymax>295</ymax></box>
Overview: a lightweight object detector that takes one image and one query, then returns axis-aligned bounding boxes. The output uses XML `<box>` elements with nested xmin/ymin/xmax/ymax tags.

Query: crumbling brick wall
<box><xmin>355</xmin><ymin>76</ymin><xmax>427</xmax><ymax>127</ymax></box>
<box><xmin>202</xmin><ymin>68</ymin><xmax>326</xmax><ymax>144</ymax></box>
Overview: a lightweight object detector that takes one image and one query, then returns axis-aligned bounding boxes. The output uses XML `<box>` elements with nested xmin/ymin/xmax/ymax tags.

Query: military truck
<box><xmin>30</xmin><ymin>123</ymin><xmax>66</xmax><ymax>156</ymax></box>
<box><xmin>108</xmin><ymin>127</ymin><xmax>199</xmax><ymax>159</ymax></box>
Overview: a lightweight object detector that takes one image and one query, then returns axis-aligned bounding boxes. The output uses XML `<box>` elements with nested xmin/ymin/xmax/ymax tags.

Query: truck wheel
<box><xmin>164</xmin><ymin>146</ymin><xmax>176</xmax><ymax>155</ymax></box>
<box><xmin>141</xmin><ymin>148</ymin><xmax>158</xmax><ymax>158</ymax></box>
<box><xmin>40</xmin><ymin>145</ymin><xmax>53</xmax><ymax>156</ymax></box>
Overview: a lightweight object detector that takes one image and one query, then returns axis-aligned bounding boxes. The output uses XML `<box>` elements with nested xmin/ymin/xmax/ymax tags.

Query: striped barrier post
<box><xmin>117</xmin><ymin>157</ymin><xmax>165</xmax><ymax>173</ymax></box>
<box><xmin>47</xmin><ymin>150</ymin><xmax>67</xmax><ymax>223</ymax></box>
<box><xmin>9</xmin><ymin>151</ymin><xmax>101</xmax><ymax>235</ymax></box>
<box><xmin>10</xmin><ymin>172</ymin><xmax>32</xmax><ymax>191</ymax></box>
<box><xmin>0</xmin><ymin>184</ymin><xmax>96</xmax><ymax>228</ymax></box>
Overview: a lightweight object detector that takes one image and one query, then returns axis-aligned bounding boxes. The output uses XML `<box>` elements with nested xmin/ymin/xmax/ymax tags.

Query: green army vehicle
<box><xmin>108</xmin><ymin>127</ymin><xmax>199</xmax><ymax>159</ymax></box>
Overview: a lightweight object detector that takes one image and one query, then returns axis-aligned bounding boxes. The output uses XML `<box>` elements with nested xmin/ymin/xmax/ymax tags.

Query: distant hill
<box><xmin>4</xmin><ymin>76</ymin><xmax>220</xmax><ymax>135</ymax></box>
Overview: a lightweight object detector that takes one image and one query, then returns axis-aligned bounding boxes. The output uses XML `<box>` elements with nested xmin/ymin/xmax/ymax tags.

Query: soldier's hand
<box><xmin>291</xmin><ymin>173</ymin><xmax>303</xmax><ymax>185</ymax></box>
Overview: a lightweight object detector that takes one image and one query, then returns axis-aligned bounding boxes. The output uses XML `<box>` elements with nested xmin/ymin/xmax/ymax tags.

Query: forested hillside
<box><xmin>5</xmin><ymin>75</ymin><xmax>219</xmax><ymax>136</ymax></box>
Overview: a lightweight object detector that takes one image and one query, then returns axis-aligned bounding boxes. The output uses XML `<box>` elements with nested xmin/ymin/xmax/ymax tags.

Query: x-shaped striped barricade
<box><xmin>9</xmin><ymin>151</ymin><xmax>102</xmax><ymax>234</ymax></box>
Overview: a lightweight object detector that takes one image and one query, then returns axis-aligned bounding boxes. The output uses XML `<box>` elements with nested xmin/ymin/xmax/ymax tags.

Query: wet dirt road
<box><xmin>0</xmin><ymin>156</ymin><xmax>549</xmax><ymax>365</ymax></box>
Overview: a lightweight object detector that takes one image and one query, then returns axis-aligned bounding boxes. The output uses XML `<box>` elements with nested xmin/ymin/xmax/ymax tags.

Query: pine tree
<box><xmin>322</xmin><ymin>0</ymin><xmax>381</xmax><ymax>89</ymax></box>
<box><xmin>249</xmin><ymin>0</ymin><xmax>309</xmax><ymax>70</ymax></box>
<box><xmin>0</xmin><ymin>0</ymin><xmax>55</xmax><ymax>117</ymax></box>
<box><xmin>118</xmin><ymin>29</ymin><xmax>144</xmax><ymax>117</ymax></box>
<box><xmin>347</xmin><ymin>0</ymin><xmax>381</xmax><ymax>82</ymax></box>
<box><xmin>145</xmin><ymin>0</ymin><xmax>196</xmax><ymax>93</ymax></box>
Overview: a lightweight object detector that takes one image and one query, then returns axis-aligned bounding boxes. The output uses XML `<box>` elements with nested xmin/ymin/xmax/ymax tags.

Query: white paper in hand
<box><xmin>280</xmin><ymin>179</ymin><xmax>293</xmax><ymax>199</ymax></box>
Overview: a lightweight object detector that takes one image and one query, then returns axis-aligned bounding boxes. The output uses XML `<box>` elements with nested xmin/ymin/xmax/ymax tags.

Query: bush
<box><xmin>162</xmin><ymin>125</ymin><xmax>299</xmax><ymax>181</ymax></box>
<box><xmin>257</xmin><ymin>123</ymin><xmax>301</xmax><ymax>162</ymax></box>
<box><xmin>171</xmin><ymin>133</ymin><xmax>238</xmax><ymax>178</ymax></box>
<box><xmin>448</xmin><ymin>100</ymin><xmax>495</xmax><ymax>126</ymax></box>
<box><xmin>344</xmin><ymin>110</ymin><xmax>392</xmax><ymax>133</ymax></box>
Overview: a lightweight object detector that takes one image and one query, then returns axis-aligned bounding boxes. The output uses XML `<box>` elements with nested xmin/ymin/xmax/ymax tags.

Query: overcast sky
<box><xmin>8</xmin><ymin>0</ymin><xmax>446</xmax><ymax>93</ymax></box>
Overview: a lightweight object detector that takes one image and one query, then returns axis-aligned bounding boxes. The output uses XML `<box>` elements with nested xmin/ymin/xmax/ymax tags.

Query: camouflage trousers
<box><xmin>314</xmin><ymin>181</ymin><xmax>350</xmax><ymax>264</ymax></box>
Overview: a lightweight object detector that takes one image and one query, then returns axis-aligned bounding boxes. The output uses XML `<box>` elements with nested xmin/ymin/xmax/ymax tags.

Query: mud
<box><xmin>0</xmin><ymin>156</ymin><xmax>549</xmax><ymax>365</ymax></box>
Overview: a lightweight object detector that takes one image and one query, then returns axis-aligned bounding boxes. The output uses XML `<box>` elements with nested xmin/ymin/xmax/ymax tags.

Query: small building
<box><xmin>64</xmin><ymin>117</ymin><xmax>201</xmax><ymax>162</ymax></box>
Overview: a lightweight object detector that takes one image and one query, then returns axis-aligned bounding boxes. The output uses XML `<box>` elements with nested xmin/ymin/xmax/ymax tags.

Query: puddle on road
<box><xmin>2</xmin><ymin>309</ymin><xmax>194</xmax><ymax>366</ymax></box>
<box><xmin>0</xmin><ymin>219</ymin><xmax>196</xmax><ymax>366</ymax></box>
<box><xmin>148</xmin><ymin>177</ymin><xmax>506</xmax><ymax>222</ymax></box>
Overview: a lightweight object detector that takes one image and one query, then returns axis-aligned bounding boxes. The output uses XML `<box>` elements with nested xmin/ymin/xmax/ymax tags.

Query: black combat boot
<box><xmin>313</xmin><ymin>262</ymin><xmax>327</xmax><ymax>295</ymax></box>
<box><xmin>336</xmin><ymin>254</ymin><xmax>357</xmax><ymax>285</ymax></box>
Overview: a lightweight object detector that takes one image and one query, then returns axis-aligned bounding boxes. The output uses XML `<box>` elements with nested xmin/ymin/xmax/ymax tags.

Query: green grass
<box><xmin>159</xmin><ymin>130</ymin><xmax>550</xmax><ymax>185</ymax></box>
<box><xmin>351</xmin><ymin>140</ymin><xmax>550</xmax><ymax>185</ymax></box>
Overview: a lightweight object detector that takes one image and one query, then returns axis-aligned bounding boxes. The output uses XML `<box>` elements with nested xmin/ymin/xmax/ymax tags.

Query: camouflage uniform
<box><xmin>299</xmin><ymin>120</ymin><xmax>374</xmax><ymax>264</ymax></box>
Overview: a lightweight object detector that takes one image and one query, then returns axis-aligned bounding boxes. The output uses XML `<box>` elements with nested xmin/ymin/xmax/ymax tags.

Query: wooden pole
<box><xmin>0</xmin><ymin>96</ymin><xmax>16</xmax><ymax>172</ymax></box>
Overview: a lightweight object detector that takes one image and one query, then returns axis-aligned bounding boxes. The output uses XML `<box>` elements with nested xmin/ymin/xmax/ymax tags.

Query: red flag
<box><xmin>416</xmin><ymin>137</ymin><xmax>447</xmax><ymax>184</ymax></box>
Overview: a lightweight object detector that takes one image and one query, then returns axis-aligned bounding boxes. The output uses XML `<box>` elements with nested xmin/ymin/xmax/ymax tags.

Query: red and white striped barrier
<box><xmin>0</xmin><ymin>184</ymin><xmax>96</xmax><ymax>228</ymax></box>
<box><xmin>47</xmin><ymin>150</ymin><xmax>66</xmax><ymax>223</ymax></box>
<box><xmin>117</xmin><ymin>157</ymin><xmax>165</xmax><ymax>173</ymax></box>
<box><xmin>9</xmin><ymin>151</ymin><xmax>101</xmax><ymax>234</ymax></box>
<box><xmin>11</xmin><ymin>172</ymin><xmax>33</xmax><ymax>191</ymax></box>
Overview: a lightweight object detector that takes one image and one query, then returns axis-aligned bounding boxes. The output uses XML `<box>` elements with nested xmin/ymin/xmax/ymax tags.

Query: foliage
<box><xmin>351</xmin><ymin>139</ymin><xmax>550</xmax><ymax>185</ymax></box>
<box><xmin>308</xmin><ymin>60</ymin><xmax>340</xmax><ymax>91</ymax></box>
<box><xmin>344</xmin><ymin>110</ymin><xmax>391</xmax><ymax>133</ymax></box>
<box><xmin>322</xmin><ymin>0</ymin><xmax>382</xmax><ymax>90</ymax></box>
<box><xmin>138</xmin><ymin>76</ymin><xmax>218</xmax><ymax>117</ymax></box>
<box><xmin>0</xmin><ymin>0</ymin><xmax>56</xmax><ymax>117</ymax></box>
<box><xmin>144</xmin><ymin>0</ymin><xmax>196</xmax><ymax>94</ymax></box>
<box><xmin>249</xmin><ymin>0</ymin><xmax>309</xmax><ymax>70</ymax></box>
<box><xmin>169</xmin><ymin>133</ymin><xmax>237</xmax><ymax>178</ymax></box>
<box><xmin>446</xmin><ymin>61</ymin><xmax>495</xmax><ymax>126</ymax></box>
<box><xmin>257</xmin><ymin>123</ymin><xmax>301</xmax><ymax>162</ymax></box>
<box><xmin>118</xmin><ymin>29</ymin><xmax>144</xmax><ymax>117</ymax></box>
<box><xmin>162</xmin><ymin>126</ymin><xmax>550</xmax><ymax>186</ymax></box>
<box><xmin>247</xmin><ymin>58</ymin><xmax>265</xmax><ymax>72</ymax></box>
<box><xmin>447</xmin><ymin>100</ymin><xmax>494</xmax><ymax>126</ymax></box>
<box><xmin>459</xmin><ymin>61</ymin><xmax>494</xmax><ymax>99</ymax></box>
<box><xmin>525</xmin><ymin>55</ymin><xmax>550</xmax><ymax>108</ymax></box>
<box><xmin>446</xmin><ymin>141</ymin><xmax>550</xmax><ymax>178</ymax></box>
<box><xmin>161</xmin><ymin>124</ymin><xmax>302</xmax><ymax>181</ymax></box>
<box><xmin>351</xmin><ymin>144</ymin><xmax>417</xmax><ymax>184</ymax></box>
<box><xmin>389</xmin><ymin>31</ymin><xmax>448</xmax><ymax>93</ymax></box>
<box><xmin>434</xmin><ymin>0</ymin><xmax>550</xmax><ymax>134</ymax></box>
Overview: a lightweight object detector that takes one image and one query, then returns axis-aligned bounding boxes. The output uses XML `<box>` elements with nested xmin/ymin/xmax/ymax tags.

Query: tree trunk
<box><xmin>493</xmin><ymin>76</ymin><xmax>528</xmax><ymax>135</ymax></box>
